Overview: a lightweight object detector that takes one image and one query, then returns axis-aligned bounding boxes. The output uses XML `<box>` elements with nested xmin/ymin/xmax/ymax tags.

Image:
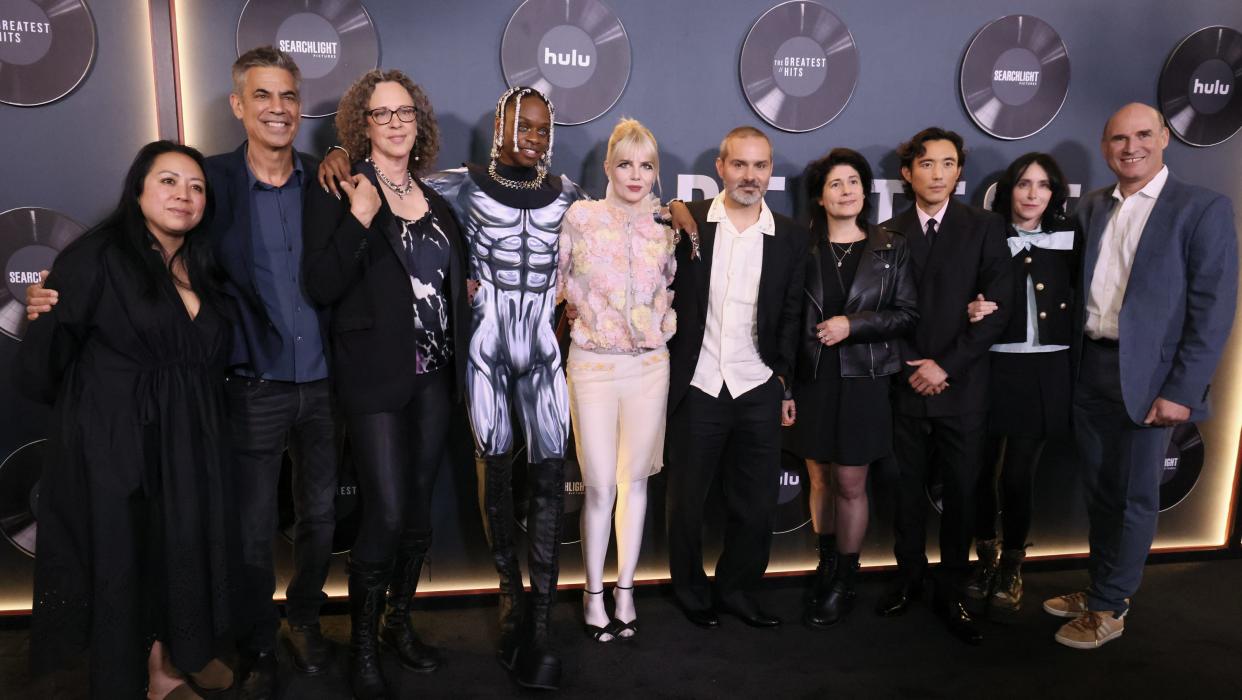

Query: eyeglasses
<box><xmin>367</xmin><ymin>106</ymin><xmax>417</xmax><ymax>125</ymax></box>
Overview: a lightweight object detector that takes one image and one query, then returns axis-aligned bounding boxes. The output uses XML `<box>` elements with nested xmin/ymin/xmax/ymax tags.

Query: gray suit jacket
<box><xmin>1074</xmin><ymin>173</ymin><xmax>1238</xmax><ymax>423</ymax></box>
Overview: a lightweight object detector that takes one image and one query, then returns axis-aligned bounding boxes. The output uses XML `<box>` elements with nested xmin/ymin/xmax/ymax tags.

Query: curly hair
<box><xmin>335</xmin><ymin>69</ymin><xmax>439</xmax><ymax>175</ymax></box>
<box><xmin>803</xmin><ymin>148</ymin><xmax>873</xmax><ymax>229</ymax></box>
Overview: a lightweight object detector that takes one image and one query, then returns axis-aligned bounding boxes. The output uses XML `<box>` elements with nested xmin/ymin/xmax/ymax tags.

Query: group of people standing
<box><xmin>18</xmin><ymin>43</ymin><xmax>1238</xmax><ymax>700</ymax></box>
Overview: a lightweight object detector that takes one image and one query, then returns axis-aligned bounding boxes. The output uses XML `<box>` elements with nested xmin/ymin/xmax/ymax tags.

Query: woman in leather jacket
<box><xmin>785</xmin><ymin>148</ymin><xmax>918</xmax><ymax>627</ymax></box>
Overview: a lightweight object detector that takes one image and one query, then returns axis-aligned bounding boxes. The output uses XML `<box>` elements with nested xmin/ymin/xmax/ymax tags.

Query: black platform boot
<box><xmin>805</xmin><ymin>552</ymin><xmax>859</xmax><ymax>628</ymax></box>
<box><xmin>964</xmin><ymin>538</ymin><xmax>1000</xmax><ymax>602</ymax></box>
<box><xmin>381</xmin><ymin>530</ymin><xmax>441</xmax><ymax>673</ymax></box>
<box><xmin>482</xmin><ymin>456</ymin><xmax>526</xmax><ymax>670</ymax></box>
<box><xmin>348</xmin><ymin>556</ymin><xmax>393</xmax><ymax>700</ymax></box>
<box><xmin>806</xmin><ymin>534</ymin><xmax>838</xmax><ymax>606</ymax></box>
<box><xmin>517</xmin><ymin>459</ymin><xmax>565</xmax><ymax>690</ymax></box>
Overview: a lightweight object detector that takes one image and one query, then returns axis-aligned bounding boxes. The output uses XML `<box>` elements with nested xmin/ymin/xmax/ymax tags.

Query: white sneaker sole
<box><xmin>1042</xmin><ymin>600</ymin><xmax>1085</xmax><ymax>618</ymax></box>
<box><xmin>1054</xmin><ymin>626</ymin><xmax>1123</xmax><ymax>649</ymax></box>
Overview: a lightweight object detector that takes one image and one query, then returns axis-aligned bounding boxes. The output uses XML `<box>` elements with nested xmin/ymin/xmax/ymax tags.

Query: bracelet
<box><xmin>326</xmin><ymin>144</ymin><xmax>350</xmax><ymax>159</ymax></box>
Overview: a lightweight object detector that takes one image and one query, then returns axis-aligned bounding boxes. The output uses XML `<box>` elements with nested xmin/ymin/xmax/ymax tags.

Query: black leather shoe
<box><xmin>719</xmin><ymin>600</ymin><xmax>782</xmax><ymax>628</ymax></box>
<box><xmin>238</xmin><ymin>650</ymin><xmax>277</xmax><ymax>700</ymax></box>
<box><xmin>286</xmin><ymin>622</ymin><xmax>331</xmax><ymax>675</ymax></box>
<box><xmin>875</xmin><ymin>579</ymin><xmax>923</xmax><ymax>617</ymax></box>
<box><xmin>681</xmin><ymin>606</ymin><xmax>720</xmax><ymax>628</ymax></box>
<box><xmin>940</xmin><ymin>601</ymin><xmax>984</xmax><ymax>645</ymax></box>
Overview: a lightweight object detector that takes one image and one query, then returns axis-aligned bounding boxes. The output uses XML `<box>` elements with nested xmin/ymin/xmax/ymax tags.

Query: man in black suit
<box><xmin>875</xmin><ymin>127</ymin><xmax>1012</xmax><ymax>644</ymax></box>
<box><xmin>664</xmin><ymin>127</ymin><xmax>805</xmax><ymax>628</ymax></box>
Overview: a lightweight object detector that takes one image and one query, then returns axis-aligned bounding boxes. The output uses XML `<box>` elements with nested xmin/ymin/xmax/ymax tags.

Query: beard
<box><xmin>726</xmin><ymin>182</ymin><xmax>764</xmax><ymax>207</ymax></box>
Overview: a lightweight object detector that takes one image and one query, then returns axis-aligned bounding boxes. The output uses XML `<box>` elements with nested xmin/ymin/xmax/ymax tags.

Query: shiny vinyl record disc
<box><xmin>960</xmin><ymin>14</ymin><xmax>1070</xmax><ymax>140</ymax></box>
<box><xmin>739</xmin><ymin>1</ymin><xmax>858</xmax><ymax>133</ymax></box>
<box><xmin>0</xmin><ymin>207</ymin><xmax>86</xmax><ymax>341</ymax></box>
<box><xmin>501</xmin><ymin>0</ymin><xmax>632</xmax><ymax>125</ymax></box>
<box><xmin>773</xmin><ymin>450</ymin><xmax>811</xmax><ymax>535</ymax></box>
<box><xmin>236</xmin><ymin>0</ymin><xmax>379</xmax><ymax>118</ymax></box>
<box><xmin>1158</xmin><ymin>423</ymin><xmax>1204</xmax><ymax>512</ymax></box>
<box><xmin>1159</xmin><ymin>26</ymin><xmax>1242</xmax><ymax>147</ymax></box>
<box><xmin>0</xmin><ymin>439</ymin><xmax>45</xmax><ymax>557</ymax></box>
<box><xmin>0</xmin><ymin>0</ymin><xmax>95</xmax><ymax>106</ymax></box>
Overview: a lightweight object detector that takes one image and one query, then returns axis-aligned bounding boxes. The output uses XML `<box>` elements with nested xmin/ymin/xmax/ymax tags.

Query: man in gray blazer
<box><xmin>1044</xmin><ymin>103</ymin><xmax>1237</xmax><ymax>649</ymax></box>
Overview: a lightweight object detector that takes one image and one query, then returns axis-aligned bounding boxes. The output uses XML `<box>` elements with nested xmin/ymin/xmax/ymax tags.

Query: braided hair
<box><xmin>490</xmin><ymin>86</ymin><xmax>556</xmax><ymax>179</ymax></box>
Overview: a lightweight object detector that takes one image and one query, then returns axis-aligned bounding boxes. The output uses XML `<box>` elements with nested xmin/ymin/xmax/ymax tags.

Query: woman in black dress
<box><xmin>18</xmin><ymin>141</ymin><xmax>235</xmax><ymax>699</ymax></box>
<box><xmin>304</xmin><ymin>70</ymin><xmax>469</xmax><ymax>699</ymax></box>
<box><xmin>964</xmin><ymin>153</ymin><xmax>1076</xmax><ymax>614</ymax></box>
<box><xmin>787</xmin><ymin>148</ymin><xmax>918</xmax><ymax>627</ymax></box>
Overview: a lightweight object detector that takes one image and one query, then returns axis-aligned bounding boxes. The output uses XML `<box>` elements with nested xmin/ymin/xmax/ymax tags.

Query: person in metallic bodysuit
<box><xmin>322</xmin><ymin>86</ymin><xmax>584</xmax><ymax>691</ymax></box>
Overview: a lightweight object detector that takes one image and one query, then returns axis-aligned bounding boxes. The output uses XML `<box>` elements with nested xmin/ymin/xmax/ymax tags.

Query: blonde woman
<box><xmin>558</xmin><ymin>118</ymin><xmax>676</xmax><ymax>641</ymax></box>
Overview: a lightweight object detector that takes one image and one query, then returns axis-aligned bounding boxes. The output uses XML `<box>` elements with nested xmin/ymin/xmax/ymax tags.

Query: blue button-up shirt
<box><xmin>243</xmin><ymin>154</ymin><xmax>328</xmax><ymax>382</ymax></box>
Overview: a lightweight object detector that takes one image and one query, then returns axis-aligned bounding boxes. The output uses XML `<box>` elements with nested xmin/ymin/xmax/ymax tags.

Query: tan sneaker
<box><xmin>1054</xmin><ymin>610</ymin><xmax>1125</xmax><ymax>649</ymax></box>
<box><xmin>1042</xmin><ymin>591</ymin><xmax>1087</xmax><ymax>618</ymax></box>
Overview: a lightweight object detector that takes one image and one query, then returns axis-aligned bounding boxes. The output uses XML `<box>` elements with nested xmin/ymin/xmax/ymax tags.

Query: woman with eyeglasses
<box><xmin>303</xmin><ymin>69</ymin><xmax>469</xmax><ymax>699</ymax></box>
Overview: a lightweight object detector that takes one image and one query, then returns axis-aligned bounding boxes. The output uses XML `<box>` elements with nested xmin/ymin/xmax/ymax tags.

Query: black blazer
<box><xmin>993</xmin><ymin>227</ymin><xmax>1077</xmax><ymax>347</ymax></box>
<box><xmin>882</xmin><ymin>198</ymin><xmax>1013</xmax><ymax>417</ymax></box>
<box><xmin>666</xmin><ymin>198</ymin><xmax>806</xmax><ymax>412</ymax></box>
<box><xmin>797</xmin><ymin>224</ymin><xmax>918</xmax><ymax>380</ymax></box>
<box><xmin>303</xmin><ymin>161</ymin><xmax>470</xmax><ymax>415</ymax></box>
<box><xmin>204</xmin><ymin>143</ymin><xmax>328</xmax><ymax>374</ymax></box>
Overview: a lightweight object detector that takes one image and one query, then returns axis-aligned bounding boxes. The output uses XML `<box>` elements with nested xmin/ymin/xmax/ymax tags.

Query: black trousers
<box><xmin>667</xmin><ymin>377</ymin><xmax>782</xmax><ymax>611</ymax></box>
<box><xmin>226</xmin><ymin>376</ymin><xmax>338</xmax><ymax>653</ymax></box>
<box><xmin>348</xmin><ymin>368</ymin><xmax>453</xmax><ymax>562</ymax></box>
<box><xmin>891</xmin><ymin>410</ymin><xmax>987</xmax><ymax>588</ymax></box>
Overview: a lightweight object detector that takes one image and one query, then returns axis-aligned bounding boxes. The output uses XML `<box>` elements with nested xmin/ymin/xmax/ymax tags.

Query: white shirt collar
<box><xmin>706</xmin><ymin>192</ymin><xmax>776</xmax><ymax>236</ymax></box>
<box><xmin>1111</xmin><ymin>165</ymin><xmax>1169</xmax><ymax>202</ymax></box>
<box><xmin>915</xmin><ymin>200</ymin><xmax>950</xmax><ymax>233</ymax></box>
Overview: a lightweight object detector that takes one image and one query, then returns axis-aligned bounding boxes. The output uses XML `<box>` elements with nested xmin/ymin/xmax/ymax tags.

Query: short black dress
<box><xmin>786</xmin><ymin>239</ymin><xmax>893</xmax><ymax>465</ymax></box>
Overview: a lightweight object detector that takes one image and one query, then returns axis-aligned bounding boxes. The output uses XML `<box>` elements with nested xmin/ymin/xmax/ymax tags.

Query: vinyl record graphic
<box><xmin>960</xmin><ymin>14</ymin><xmax>1070</xmax><ymax>140</ymax></box>
<box><xmin>0</xmin><ymin>207</ymin><xmax>87</xmax><ymax>341</ymax></box>
<box><xmin>0</xmin><ymin>439</ymin><xmax>45</xmax><ymax>558</ymax></box>
<box><xmin>500</xmin><ymin>0</ymin><xmax>632</xmax><ymax>125</ymax></box>
<box><xmin>236</xmin><ymin>0</ymin><xmax>379</xmax><ymax>118</ymax></box>
<box><xmin>0</xmin><ymin>0</ymin><xmax>95</xmax><ymax>106</ymax></box>
<box><xmin>739</xmin><ymin>1</ymin><xmax>859</xmax><ymax>133</ymax></box>
<box><xmin>1158</xmin><ymin>423</ymin><xmax>1204</xmax><ymax>512</ymax></box>
<box><xmin>773</xmin><ymin>450</ymin><xmax>811</xmax><ymax>535</ymax></box>
<box><xmin>1159</xmin><ymin>26</ymin><xmax>1242</xmax><ymax>147</ymax></box>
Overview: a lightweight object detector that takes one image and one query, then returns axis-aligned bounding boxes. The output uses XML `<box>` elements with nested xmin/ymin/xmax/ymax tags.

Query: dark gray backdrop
<box><xmin>2</xmin><ymin>0</ymin><xmax>1241</xmax><ymax>606</ymax></box>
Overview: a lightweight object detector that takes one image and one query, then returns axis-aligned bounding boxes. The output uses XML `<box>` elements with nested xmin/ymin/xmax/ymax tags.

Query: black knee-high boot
<box><xmin>381</xmin><ymin>530</ymin><xmax>440</xmax><ymax>672</ymax></box>
<box><xmin>517</xmin><ymin>459</ymin><xmax>565</xmax><ymax>690</ymax></box>
<box><xmin>482</xmin><ymin>455</ymin><xmax>526</xmax><ymax>670</ymax></box>
<box><xmin>349</xmin><ymin>556</ymin><xmax>393</xmax><ymax>699</ymax></box>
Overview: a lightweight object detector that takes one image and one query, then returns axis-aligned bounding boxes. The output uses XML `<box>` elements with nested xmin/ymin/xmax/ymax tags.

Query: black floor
<box><xmin>4</xmin><ymin>558</ymin><xmax>1241</xmax><ymax>698</ymax></box>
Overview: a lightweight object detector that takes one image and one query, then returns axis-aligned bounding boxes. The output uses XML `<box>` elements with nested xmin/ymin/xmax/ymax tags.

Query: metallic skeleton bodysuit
<box><xmin>425</xmin><ymin>168</ymin><xmax>586</xmax><ymax>462</ymax></box>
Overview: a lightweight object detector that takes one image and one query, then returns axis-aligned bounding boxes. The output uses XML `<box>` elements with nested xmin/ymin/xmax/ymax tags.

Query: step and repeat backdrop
<box><xmin>2</xmin><ymin>0</ymin><xmax>1242</xmax><ymax>610</ymax></box>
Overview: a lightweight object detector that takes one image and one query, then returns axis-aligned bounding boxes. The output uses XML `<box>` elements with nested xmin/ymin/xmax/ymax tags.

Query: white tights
<box><xmin>580</xmin><ymin>477</ymin><xmax>648</xmax><ymax>637</ymax></box>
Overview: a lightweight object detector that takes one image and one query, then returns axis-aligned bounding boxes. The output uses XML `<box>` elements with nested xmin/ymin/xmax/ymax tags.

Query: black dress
<box><xmin>787</xmin><ymin>238</ymin><xmax>892</xmax><ymax>465</ymax></box>
<box><xmin>17</xmin><ymin>233</ymin><xmax>235</xmax><ymax>697</ymax></box>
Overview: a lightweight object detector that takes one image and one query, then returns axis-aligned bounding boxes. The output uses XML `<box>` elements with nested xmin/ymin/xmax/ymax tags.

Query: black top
<box><xmin>393</xmin><ymin>211</ymin><xmax>454</xmax><ymax>374</ymax></box>
<box><xmin>17</xmin><ymin>233</ymin><xmax>235</xmax><ymax>690</ymax></box>
<box><xmin>465</xmin><ymin>161</ymin><xmax>563</xmax><ymax>209</ymax></box>
<box><xmin>823</xmin><ymin>237</ymin><xmax>864</xmax><ymax>312</ymax></box>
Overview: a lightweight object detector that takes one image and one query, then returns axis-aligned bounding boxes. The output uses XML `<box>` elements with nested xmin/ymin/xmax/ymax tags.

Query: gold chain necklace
<box><xmin>488</xmin><ymin>159</ymin><xmax>547</xmax><ymax>190</ymax></box>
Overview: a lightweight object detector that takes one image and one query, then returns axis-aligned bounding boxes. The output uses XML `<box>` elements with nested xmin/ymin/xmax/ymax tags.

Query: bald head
<box><xmin>1101</xmin><ymin>102</ymin><xmax>1170</xmax><ymax>196</ymax></box>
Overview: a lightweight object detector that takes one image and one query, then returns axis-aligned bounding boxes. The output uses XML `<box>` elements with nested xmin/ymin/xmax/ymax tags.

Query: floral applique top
<box><xmin>558</xmin><ymin>195</ymin><xmax>676</xmax><ymax>352</ymax></box>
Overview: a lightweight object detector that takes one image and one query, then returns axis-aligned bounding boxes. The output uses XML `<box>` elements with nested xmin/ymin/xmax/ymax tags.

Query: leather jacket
<box><xmin>796</xmin><ymin>224</ymin><xmax>919</xmax><ymax>379</ymax></box>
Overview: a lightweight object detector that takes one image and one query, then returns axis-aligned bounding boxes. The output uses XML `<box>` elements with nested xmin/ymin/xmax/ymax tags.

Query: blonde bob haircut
<box><xmin>606</xmin><ymin>118</ymin><xmax>659</xmax><ymax>170</ymax></box>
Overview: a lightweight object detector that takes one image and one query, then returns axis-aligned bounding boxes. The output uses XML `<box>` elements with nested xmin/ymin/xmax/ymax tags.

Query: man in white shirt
<box><xmin>1044</xmin><ymin>103</ymin><xmax>1237</xmax><ymax>649</ymax></box>
<box><xmin>664</xmin><ymin>127</ymin><xmax>805</xmax><ymax>628</ymax></box>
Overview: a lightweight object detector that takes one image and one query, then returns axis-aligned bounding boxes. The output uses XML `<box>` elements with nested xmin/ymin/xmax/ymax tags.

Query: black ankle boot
<box><xmin>381</xmin><ymin>530</ymin><xmax>440</xmax><ymax>673</ymax></box>
<box><xmin>348</xmin><ymin>556</ymin><xmax>393</xmax><ymax>700</ymax></box>
<box><xmin>806</xmin><ymin>534</ymin><xmax>837</xmax><ymax>605</ymax></box>
<box><xmin>964</xmin><ymin>538</ymin><xmax>1000</xmax><ymax>601</ymax></box>
<box><xmin>482</xmin><ymin>456</ymin><xmax>525</xmax><ymax>670</ymax></box>
<box><xmin>805</xmin><ymin>552</ymin><xmax>859</xmax><ymax>628</ymax></box>
<box><xmin>517</xmin><ymin>459</ymin><xmax>565</xmax><ymax>690</ymax></box>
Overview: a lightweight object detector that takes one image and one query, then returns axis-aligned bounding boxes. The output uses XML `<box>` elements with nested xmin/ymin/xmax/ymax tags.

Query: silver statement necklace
<box><xmin>367</xmin><ymin>157</ymin><xmax>414</xmax><ymax>199</ymax></box>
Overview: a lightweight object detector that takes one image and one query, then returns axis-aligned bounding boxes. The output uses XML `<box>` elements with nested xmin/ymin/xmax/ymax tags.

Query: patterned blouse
<box><xmin>558</xmin><ymin>194</ymin><xmax>676</xmax><ymax>352</ymax></box>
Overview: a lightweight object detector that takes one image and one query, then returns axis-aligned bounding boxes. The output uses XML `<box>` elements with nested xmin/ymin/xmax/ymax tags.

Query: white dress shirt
<box><xmin>690</xmin><ymin>193</ymin><xmax>776</xmax><ymax>398</ymax></box>
<box><xmin>1085</xmin><ymin>166</ymin><xmax>1169</xmax><ymax>340</ymax></box>
<box><xmin>916</xmin><ymin>200</ymin><xmax>949</xmax><ymax>239</ymax></box>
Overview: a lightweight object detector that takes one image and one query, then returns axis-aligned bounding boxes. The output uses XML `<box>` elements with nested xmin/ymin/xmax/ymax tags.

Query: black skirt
<box><xmin>986</xmin><ymin>349</ymin><xmax>1071</xmax><ymax>437</ymax></box>
<box><xmin>786</xmin><ymin>363</ymin><xmax>893</xmax><ymax>465</ymax></box>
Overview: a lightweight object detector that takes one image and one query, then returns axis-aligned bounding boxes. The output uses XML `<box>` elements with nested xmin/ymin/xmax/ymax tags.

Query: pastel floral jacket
<box><xmin>558</xmin><ymin>195</ymin><xmax>677</xmax><ymax>352</ymax></box>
